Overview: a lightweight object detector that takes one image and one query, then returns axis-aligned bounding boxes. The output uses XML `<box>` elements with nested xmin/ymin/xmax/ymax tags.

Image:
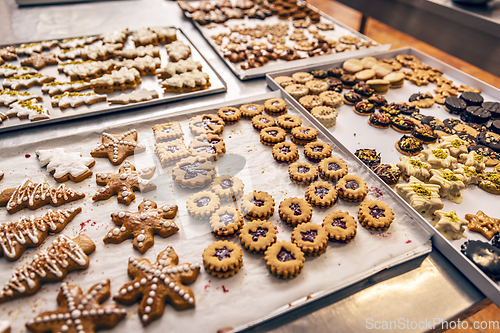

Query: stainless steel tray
<box><xmin>0</xmin><ymin>90</ymin><xmax>431</xmax><ymax>332</ymax></box>
<box><xmin>266</xmin><ymin>46</ymin><xmax>500</xmax><ymax>307</ymax></box>
<box><xmin>0</xmin><ymin>28</ymin><xmax>227</xmax><ymax>134</ymax></box>
<box><xmin>187</xmin><ymin>2</ymin><xmax>390</xmax><ymax>80</ymax></box>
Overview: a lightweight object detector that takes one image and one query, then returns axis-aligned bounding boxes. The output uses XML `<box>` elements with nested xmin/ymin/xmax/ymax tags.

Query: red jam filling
<box><xmin>219</xmin><ymin>213</ymin><xmax>234</xmax><ymax>226</ymax></box>
<box><xmin>197</xmin><ymin>197</ymin><xmax>211</xmax><ymax>207</ymax></box>
<box><xmin>260</xmin><ymin>118</ymin><xmax>270</xmax><ymax>123</ymax></box>
<box><xmin>248</xmin><ymin>105</ymin><xmax>258</xmax><ymax>111</ymax></box>
<box><xmin>290</xmin><ymin>203</ymin><xmax>302</xmax><ymax>215</ymax></box>
<box><xmin>215</xmin><ymin>246</ymin><xmax>233</xmax><ymax>261</ymax></box>
<box><xmin>297</xmin><ymin>166</ymin><xmax>310</xmax><ymax>173</ymax></box>
<box><xmin>166</xmin><ymin>146</ymin><xmax>178</xmax><ymax>153</ymax></box>
<box><xmin>369</xmin><ymin>206</ymin><xmax>386</xmax><ymax>219</ymax></box>
<box><xmin>301</xmin><ymin>230</ymin><xmax>318</xmax><ymax>242</ymax></box>
<box><xmin>249</xmin><ymin>227</ymin><xmax>268</xmax><ymax>241</ymax></box>
<box><xmin>312</xmin><ymin>146</ymin><xmax>324</xmax><ymax>152</ymax></box>
<box><xmin>180</xmin><ymin>161</ymin><xmax>211</xmax><ymax>180</ymax></box>
<box><xmin>220</xmin><ymin>179</ymin><xmax>234</xmax><ymax>189</ymax></box>
<box><xmin>251</xmin><ymin>198</ymin><xmax>264</xmax><ymax>207</ymax></box>
<box><xmin>272</xmin><ymin>101</ymin><xmax>280</xmax><ymax>106</ymax></box>
<box><xmin>301</xmin><ymin>129</ymin><xmax>310</xmax><ymax>134</ymax></box>
<box><xmin>162</xmin><ymin>127</ymin><xmax>173</xmax><ymax>133</ymax></box>
<box><xmin>277</xmin><ymin>248</ymin><xmax>295</xmax><ymax>262</ymax></box>
<box><xmin>314</xmin><ymin>187</ymin><xmax>329</xmax><ymax>198</ymax></box>
<box><xmin>328</xmin><ymin>163</ymin><xmax>341</xmax><ymax>171</ymax></box>
<box><xmin>280</xmin><ymin>146</ymin><xmax>291</xmax><ymax>154</ymax></box>
<box><xmin>194</xmin><ymin>117</ymin><xmax>218</xmax><ymax>130</ymax></box>
<box><xmin>332</xmin><ymin>218</ymin><xmax>347</xmax><ymax>229</ymax></box>
<box><xmin>267</xmin><ymin>130</ymin><xmax>278</xmax><ymax>137</ymax></box>
<box><xmin>224</xmin><ymin>110</ymin><xmax>235</xmax><ymax>115</ymax></box>
<box><xmin>345</xmin><ymin>180</ymin><xmax>359</xmax><ymax>190</ymax></box>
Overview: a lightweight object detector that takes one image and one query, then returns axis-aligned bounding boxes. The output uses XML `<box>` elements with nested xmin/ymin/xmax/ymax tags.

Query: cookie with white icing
<box><xmin>59</xmin><ymin>60</ymin><xmax>116</xmax><ymax>81</ymax></box>
<box><xmin>117</xmin><ymin>55</ymin><xmax>161</xmax><ymax>75</ymax></box>
<box><xmin>51</xmin><ymin>92</ymin><xmax>107</xmax><ymax>109</ymax></box>
<box><xmin>58</xmin><ymin>36</ymin><xmax>99</xmax><ymax>49</ymax></box>
<box><xmin>114</xmin><ymin>45</ymin><xmax>160</xmax><ymax>59</ymax></box>
<box><xmin>7</xmin><ymin>99</ymin><xmax>50</xmax><ymax>121</ymax></box>
<box><xmin>149</xmin><ymin>26</ymin><xmax>177</xmax><ymax>44</ymax></box>
<box><xmin>161</xmin><ymin>69</ymin><xmax>210</xmax><ymax>93</ymax></box>
<box><xmin>2</xmin><ymin>73</ymin><xmax>55</xmax><ymax>90</ymax></box>
<box><xmin>100</xmin><ymin>27</ymin><xmax>129</xmax><ymax>44</ymax></box>
<box><xmin>395</xmin><ymin>176</ymin><xmax>443</xmax><ymax>215</ymax></box>
<box><xmin>165</xmin><ymin>40</ymin><xmax>191</xmax><ymax>62</ymax></box>
<box><xmin>90</xmin><ymin>67</ymin><xmax>141</xmax><ymax>93</ymax></box>
<box><xmin>0</xmin><ymin>64</ymin><xmax>37</xmax><ymax>77</ymax></box>
<box><xmin>156</xmin><ymin>58</ymin><xmax>202</xmax><ymax>79</ymax></box>
<box><xmin>90</xmin><ymin>129</ymin><xmax>146</xmax><ymax>165</ymax></box>
<box><xmin>41</xmin><ymin>80</ymin><xmax>91</xmax><ymax>96</ymax></box>
<box><xmin>131</xmin><ymin>27</ymin><xmax>158</xmax><ymax>47</ymax></box>
<box><xmin>108</xmin><ymin>89</ymin><xmax>159</xmax><ymax>105</ymax></box>
<box><xmin>80</xmin><ymin>42</ymin><xmax>123</xmax><ymax>61</ymax></box>
<box><xmin>0</xmin><ymin>89</ymin><xmax>43</xmax><ymax>106</ymax></box>
<box><xmin>36</xmin><ymin>148</ymin><xmax>95</xmax><ymax>182</ymax></box>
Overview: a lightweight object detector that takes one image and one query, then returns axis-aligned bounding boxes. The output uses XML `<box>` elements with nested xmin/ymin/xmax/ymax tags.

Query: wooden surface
<box><xmin>308</xmin><ymin>1</ymin><xmax>500</xmax><ymax>332</ymax></box>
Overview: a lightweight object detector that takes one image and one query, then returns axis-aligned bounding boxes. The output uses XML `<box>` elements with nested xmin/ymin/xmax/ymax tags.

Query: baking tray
<box><xmin>186</xmin><ymin>2</ymin><xmax>390</xmax><ymax>80</ymax></box>
<box><xmin>0</xmin><ymin>28</ymin><xmax>227</xmax><ymax>134</ymax></box>
<box><xmin>266</xmin><ymin>47</ymin><xmax>500</xmax><ymax>307</ymax></box>
<box><xmin>0</xmin><ymin>90</ymin><xmax>431</xmax><ymax>332</ymax></box>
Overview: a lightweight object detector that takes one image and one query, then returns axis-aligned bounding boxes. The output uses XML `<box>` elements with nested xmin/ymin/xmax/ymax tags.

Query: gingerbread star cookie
<box><xmin>90</xmin><ymin>129</ymin><xmax>146</xmax><ymax>165</ymax></box>
<box><xmin>92</xmin><ymin>161</ymin><xmax>156</xmax><ymax>205</ymax></box>
<box><xmin>104</xmin><ymin>199</ymin><xmax>179</xmax><ymax>253</ymax></box>
<box><xmin>26</xmin><ymin>280</ymin><xmax>127</xmax><ymax>333</ymax></box>
<box><xmin>20</xmin><ymin>52</ymin><xmax>59</xmax><ymax>70</ymax></box>
<box><xmin>466</xmin><ymin>210</ymin><xmax>500</xmax><ymax>240</ymax></box>
<box><xmin>114</xmin><ymin>246</ymin><xmax>200</xmax><ymax>326</ymax></box>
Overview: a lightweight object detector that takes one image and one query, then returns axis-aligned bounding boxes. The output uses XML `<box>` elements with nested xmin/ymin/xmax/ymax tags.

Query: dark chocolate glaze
<box><xmin>461</xmin><ymin>106</ymin><xmax>491</xmax><ymax>124</ymax></box>
<box><xmin>460</xmin><ymin>91</ymin><xmax>484</xmax><ymax>106</ymax></box>
<box><xmin>443</xmin><ymin>118</ymin><xmax>463</xmax><ymax>129</ymax></box>
<box><xmin>344</xmin><ymin>91</ymin><xmax>362</xmax><ymax>104</ymax></box>
<box><xmin>489</xmin><ymin>120</ymin><xmax>500</xmax><ymax>135</ymax></box>
<box><xmin>477</xmin><ymin>132</ymin><xmax>500</xmax><ymax>153</ymax></box>
<box><xmin>444</xmin><ymin>96</ymin><xmax>467</xmax><ymax>114</ymax></box>
<box><xmin>461</xmin><ymin>240</ymin><xmax>500</xmax><ymax>280</ymax></box>
<box><xmin>483</xmin><ymin>101</ymin><xmax>500</xmax><ymax>119</ymax></box>
<box><xmin>340</xmin><ymin>74</ymin><xmax>357</xmax><ymax>87</ymax></box>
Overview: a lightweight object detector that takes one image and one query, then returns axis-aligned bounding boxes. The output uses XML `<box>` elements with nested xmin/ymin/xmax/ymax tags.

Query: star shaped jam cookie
<box><xmin>104</xmin><ymin>199</ymin><xmax>179</xmax><ymax>253</ymax></box>
<box><xmin>92</xmin><ymin>161</ymin><xmax>156</xmax><ymax>205</ymax></box>
<box><xmin>26</xmin><ymin>280</ymin><xmax>127</xmax><ymax>333</ymax></box>
<box><xmin>90</xmin><ymin>129</ymin><xmax>146</xmax><ymax>165</ymax></box>
<box><xmin>466</xmin><ymin>210</ymin><xmax>500</xmax><ymax>240</ymax></box>
<box><xmin>114</xmin><ymin>246</ymin><xmax>200</xmax><ymax>326</ymax></box>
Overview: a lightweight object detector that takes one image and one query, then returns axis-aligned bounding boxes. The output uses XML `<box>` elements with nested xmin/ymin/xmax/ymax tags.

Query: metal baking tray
<box><xmin>266</xmin><ymin>46</ymin><xmax>500</xmax><ymax>307</ymax></box>
<box><xmin>0</xmin><ymin>28</ymin><xmax>226</xmax><ymax>134</ymax></box>
<box><xmin>0</xmin><ymin>90</ymin><xmax>431</xmax><ymax>332</ymax></box>
<box><xmin>186</xmin><ymin>2</ymin><xmax>390</xmax><ymax>80</ymax></box>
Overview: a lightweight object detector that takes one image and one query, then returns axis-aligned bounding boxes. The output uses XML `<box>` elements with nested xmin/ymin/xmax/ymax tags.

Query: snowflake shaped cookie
<box><xmin>92</xmin><ymin>161</ymin><xmax>156</xmax><ymax>205</ymax></box>
<box><xmin>26</xmin><ymin>280</ymin><xmax>127</xmax><ymax>333</ymax></box>
<box><xmin>114</xmin><ymin>246</ymin><xmax>200</xmax><ymax>326</ymax></box>
<box><xmin>36</xmin><ymin>148</ymin><xmax>96</xmax><ymax>182</ymax></box>
<box><xmin>104</xmin><ymin>199</ymin><xmax>178</xmax><ymax>253</ymax></box>
<box><xmin>90</xmin><ymin>129</ymin><xmax>146</xmax><ymax>165</ymax></box>
<box><xmin>395</xmin><ymin>176</ymin><xmax>443</xmax><ymax>215</ymax></box>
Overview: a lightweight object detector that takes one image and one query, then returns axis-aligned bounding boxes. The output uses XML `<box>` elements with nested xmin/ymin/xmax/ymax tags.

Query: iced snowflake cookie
<box><xmin>92</xmin><ymin>161</ymin><xmax>156</xmax><ymax>205</ymax></box>
<box><xmin>186</xmin><ymin>191</ymin><xmax>220</xmax><ymax>220</ymax></box>
<box><xmin>171</xmin><ymin>156</ymin><xmax>216</xmax><ymax>188</ymax></box>
<box><xmin>7</xmin><ymin>99</ymin><xmax>50</xmax><ymax>121</ymax></box>
<box><xmin>429</xmin><ymin>169</ymin><xmax>466</xmax><ymax>203</ymax></box>
<box><xmin>432</xmin><ymin>210</ymin><xmax>468</xmax><ymax>240</ymax></box>
<box><xmin>91</xmin><ymin>129</ymin><xmax>146</xmax><ymax>165</ymax></box>
<box><xmin>105</xmin><ymin>199</ymin><xmax>178</xmax><ymax>253</ymax></box>
<box><xmin>336</xmin><ymin>174</ymin><xmax>368</xmax><ymax>202</ymax></box>
<box><xmin>318</xmin><ymin>157</ymin><xmax>348</xmax><ymax>182</ymax></box>
<box><xmin>51</xmin><ymin>91</ymin><xmax>107</xmax><ymax>109</ymax></box>
<box><xmin>358</xmin><ymin>200</ymin><xmax>395</xmax><ymax>231</ymax></box>
<box><xmin>210</xmin><ymin>206</ymin><xmax>243</xmax><ymax>238</ymax></box>
<box><xmin>291</xmin><ymin>222</ymin><xmax>328</xmax><ymax>256</ymax></box>
<box><xmin>41</xmin><ymin>80</ymin><xmax>91</xmax><ymax>96</ymax></box>
<box><xmin>114</xmin><ymin>246</ymin><xmax>200</xmax><ymax>326</ymax></box>
<box><xmin>188</xmin><ymin>133</ymin><xmax>226</xmax><ymax>160</ymax></box>
<box><xmin>291</xmin><ymin>126</ymin><xmax>318</xmax><ymax>145</ymax></box>
<box><xmin>210</xmin><ymin>175</ymin><xmax>244</xmax><ymax>202</ymax></box>
<box><xmin>289</xmin><ymin>161</ymin><xmax>318</xmax><ymax>185</ymax></box>
<box><xmin>165</xmin><ymin>41</ymin><xmax>191</xmax><ymax>62</ymax></box>
<box><xmin>322</xmin><ymin>210</ymin><xmax>357</xmax><ymax>242</ymax></box>
<box><xmin>241</xmin><ymin>190</ymin><xmax>275</xmax><ymax>220</ymax></box>
<box><xmin>36</xmin><ymin>148</ymin><xmax>95</xmax><ymax>182</ymax></box>
<box><xmin>465</xmin><ymin>210</ymin><xmax>500</xmax><ymax>240</ymax></box>
<box><xmin>420</xmin><ymin>148</ymin><xmax>457</xmax><ymax>169</ymax></box>
<box><xmin>260</xmin><ymin>126</ymin><xmax>286</xmax><ymax>146</ymax></box>
<box><xmin>395</xmin><ymin>176</ymin><xmax>443</xmax><ymax>215</ymax></box>
<box><xmin>304</xmin><ymin>141</ymin><xmax>333</xmax><ymax>163</ymax></box>
<box><xmin>189</xmin><ymin>114</ymin><xmax>224</xmax><ymax>135</ymax></box>
<box><xmin>272</xmin><ymin>141</ymin><xmax>299</xmax><ymax>163</ymax></box>
<box><xmin>109</xmin><ymin>89</ymin><xmax>159</xmax><ymax>105</ymax></box>
<box><xmin>239</xmin><ymin>219</ymin><xmax>277</xmax><ymax>253</ymax></box>
<box><xmin>240</xmin><ymin>103</ymin><xmax>263</xmax><ymax>118</ymax></box>
<box><xmin>279</xmin><ymin>197</ymin><xmax>313</xmax><ymax>227</ymax></box>
<box><xmin>396</xmin><ymin>156</ymin><xmax>432</xmax><ymax>181</ymax></box>
<box><xmin>264</xmin><ymin>241</ymin><xmax>305</xmax><ymax>279</ymax></box>
<box><xmin>203</xmin><ymin>240</ymin><xmax>243</xmax><ymax>278</ymax></box>
<box><xmin>0</xmin><ymin>179</ymin><xmax>85</xmax><ymax>214</ymax></box>
<box><xmin>26</xmin><ymin>280</ymin><xmax>126</xmax><ymax>333</ymax></box>
<box><xmin>0</xmin><ymin>234</ymin><xmax>95</xmax><ymax>304</ymax></box>
<box><xmin>305</xmin><ymin>180</ymin><xmax>338</xmax><ymax>208</ymax></box>
<box><xmin>152</xmin><ymin>121</ymin><xmax>183</xmax><ymax>142</ymax></box>
<box><xmin>90</xmin><ymin>67</ymin><xmax>141</xmax><ymax>93</ymax></box>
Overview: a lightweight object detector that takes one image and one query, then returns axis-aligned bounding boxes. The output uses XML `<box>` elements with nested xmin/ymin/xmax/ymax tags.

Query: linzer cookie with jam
<box><xmin>239</xmin><ymin>219</ymin><xmax>277</xmax><ymax>254</ymax></box>
<box><xmin>210</xmin><ymin>206</ymin><xmax>244</xmax><ymax>239</ymax></box>
<box><xmin>217</xmin><ymin>106</ymin><xmax>241</xmax><ymax>124</ymax></box>
<box><xmin>278</xmin><ymin>197</ymin><xmax>312</xmax><ymax>227</ymax></box>
<box><xmin>305</xmin><ymin>180</ymin><xmax>338</xmax><ymax>208</ymax></box>
<box><xmin>264</xmin><ymin>98</ymin><xmax>287</xmax><ymax>115</ymax></box>
<box><xmin>336</xmin><ymin>174</ymin><xmax>368</xmax><ymax>202</ymax></box>
<box><xmin>186</xmin><ymin>191</ymin><xmax>220</xmax><ymax>220</ymax></box>
<box><xmin>291</xmin><ymin>126</ymin><xmax>318</xmax><ymax>145</ymax></box>
<box><xmin>260</xmin><ymin>126</ymin><xmax>286</xmax><ymax>146</ymax></box>
<box><xmin>210</xmin><ymin>175</ymin><xmax>245</xmax><ymax>202</ymax></box>
<box><xmin>171</xmin><ymin>156</ymin><xmax>216</xmax><ymax>188</ymax></box>
<box><xmin>264</xmin><ymin>241</ymin><xmax>305</xmax><ymax>279</ymax></box>
<box><xmin>203</xmin><ymin>240</ymin><xmax>243</xmax><ymax>278</ymax></box>
<box><xmin>395</xmin><ymin>134</ymin><xmax>423</xmax><ymax>156</ymax></box>
<box><xmin>240</xmin><ymin>103</ymin><xmax>263</xmax><ymax>119</ymax></box>
<box><xmin>188</xmin><ymin>134</ymin><xmax>226</xmax><ymax>160</ymax></box>
<box><xmin>272</xmin><ymin>141</ymin><xmax>299</xmax><ymax>163</ymax></box>
<box><xmin>322</xmin><ymin>210</ymin><xmax>357</xmax><ymax>242</ymax></box>
<box><xmin>291</xmin><ymin>222</ymin><xmax>328</xmax><ymax>257</ymax></box>
<box><xmin>277</xmin><ymin>114</ymin><xmax>302</xmax><ymax>132</ymax></box>
<box><xmin>318</xmin><ymin>157</ymin><xmax>348</xmax><ymax>182</ymax></box>
<box><xmin>155</xmin><ymin>139</ymin><xmax>190</xmax><ymax>167</ymax></box>
<box><xmin>189</xmin><ymin>114</ymin><xmax>224</xmax><ymax>135</ymax></box>
<box><xmin>252</xmin><ymin>114</ymin><xmax>275</xmax><ymax>130</ymax></box>
<box><xmin>304</xmin><ymin>141</ymin><xmax>332</xmax><ymax>163</ymax></box>
<box><xmin>289</xmin><ymin>161</ymin><xmax>318</xmax><ymax>185</ymax></box>
<box><xmin>358</xmin><ymin>200</ymin><xmax>395</xmax><ymax>231</ymax></box>
<box><xmin>240</xmin><ymin>190</ymin><xmax>275</xmax><ymax>220</ymax></box>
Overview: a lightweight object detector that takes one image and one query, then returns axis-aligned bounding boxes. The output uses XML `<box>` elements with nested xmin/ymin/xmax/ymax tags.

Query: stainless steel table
<box><xmin>0</xmin><ymin>0</ymin><xmax>488</xmax><ymax>331</ymax></box>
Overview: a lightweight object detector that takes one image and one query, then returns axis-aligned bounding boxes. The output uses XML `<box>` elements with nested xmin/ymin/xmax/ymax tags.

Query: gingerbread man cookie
<box><xmin>93</xmin><ymin>161</ymin><xmax>156</xmax><ymax>205</ymax></box>
<box><xmin>36</xmin><ymin>148</ymin><xmax>95</xmax><ymax>182</ymax></box>
<box><xmin>105</xmin><ymin>199</ymin><xmax>179</xmax><ymax>253</ymax></box>
<box><xmin>114</xmin><ymin>246</ymin><xmax>200</xmax><ymax>326</ymax></box>
<box><xmin>90</xmin><ymin>129</ymin><xmax>146</xmax><ymax>165</ymax></box>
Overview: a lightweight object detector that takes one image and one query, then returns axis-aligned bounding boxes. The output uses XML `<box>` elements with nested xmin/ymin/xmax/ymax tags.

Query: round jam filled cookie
<box><xmin>172</xmin><ymin>156</ymin><xmax>216</xmax><ymax>188</ymax></box>
<box><xmin>274</xmin><ymin>76</ymin><xmax>295</xmax><ymax>88</ymax></box>
<box><xmin>260</xmin><ymin>126</ymin><xmax>286</xmax><ymax>146</ymax></box>
<box><xmin>188</xmin><ymin>134</ymin><xmax>226</xmax><ymax>161</ymax></box>
<box><xmin>391</xmin><ymin>115</ymin><xmax>415</xmax><ymax>133</ymax></box>
<box><xmin>460</xmin><ymin>91</ymin><xmax>483</xmax><ymax>107</ymax></box>
<box><xmin>291</xmin><ymin>222</ymin><xmax>328</xmax><ymax>256</ymax></box>
<box><xmin>240</xmin><ymin>103</ymin><xmax>263</xmax><ymax>119</ymax></box>
<box><xmin>252</xmin><ymin>114</ymin><xmax>275</xmax><ymax>130</ymax></box>
<box><xmin>304</xmin><ymin>141</ymin><xmax>333</xmax><ymax>163</ymax></box>
<box><xmin>319</xmin><ymin>91</ymin><xmax>343</xmax><ymax>108</ymax></box>
<box><xmin>358</xmin><ymin>200</ymin><xmax>395</xmax><ymax>231</ymax></box>
<box><xmin>322</xmin><ymin>210</ymin><xmax>357</xmax><ymax>242</ymax></box>
<box><xmin>343</xmin><ymin>91</ymin><xmax>362</xmax><ymax>105</ymax></box>
<box><xmin>298</xmin><ymin>95</ymin><xmax>323</xmax><ymax>111</ymax></box>
<box><xmin>210</xmin><ymin>175</ymin><xmax>245</xmax><ymax>202</ymax></box>
<box><xmin>217</xmin><ymin>107</ymin><xmax>241</xmax><ymax>124</ymax></box>
<box><xmin>368</xmin><ymin>112</ymin><xmax>391</xmax><ymax>129</ymax></box>
<box><xmin>318</xmin><ymin>157</ymin><xmax>348</xmax><ymax>182</ymax></box>
<box><xmin>311</xmin><ymin>106</ymin><xmax>338</xmax><ymax>128</ymax></box>
<box><xmin>368</xmin><ymin>94</ymin><xmax>387</xmax><ymax>108</ymax></box>
<box><xmin>189</xmin><ymin>114</ymin><xmax>225</xmax><ymax>135</ymax></box>
<box><xmin>285</xmin><ymin>83</ymin><xmax>309</xmax><ymax>99</ymax></box>
<box><xmin>277</xmin><ymin>115</ymin><xmax>302</xmax><ymax>132</ymax></box>
<box><xmin>202</xmin><ymin>240</ymin><xmax>243</xmax><ymax>278</ymax></box>
<box><xmin>210</xmin><ymin>206</ymin><xmax>243</xmax><ymax>239</ymax></box>
<box><xmin>272</xmin><ymin>141</ymin><xmax>299</xmax><ymax>163</ymax></box>
<box><xmin>395</xmin><ymin>134</ymin><xmax>423</xmax><ymax>156</ymax></box>
<box><xmin>444</xmin><ymin>96</ymin><xmax>467</xmax><ymax>114</ymax></box>
<box><xmin>412</xmin><ymin>123</ymin><xmax>438</xmax><ymax>143</ymax></box>
<box><xmin>278</xmin><ymin>197</ymin><xmax>312</xmax><ymax>227</ymax></box>
<box><xmin>353</xmin><ymin>101</ymin><xmax>375</xmax><ymax>116</ymax></box>
<box><xmin>241</xmin><ymin>190</ymin><xmax>275</xmax><ymax>220</ymax></box>
<box><xmin>353</xmin><ymin>82</ymin><xmax>374</xmax><ymax>97</ymax></box>
<box><xmin>264</xmin><ymin>98</ymin><xmax>287</xmax><ymax>115</ymax></box>
<box><xmin>292</xmin><ymin>72</ymin><xmax>314</xmax><ymax>84</ymax></box>
<box><xmin>305</xmin><ymin>79</ymin><xmax>329</xmax><ymax>95</ymax></box>
<box><xmin>371</xmin><ymin>164</ymin><xmax>401</xmax><ymax>187</ymax></box>
<box><xmin>291</xmin><ymin>126</ymin><xmax>318</xmax><ymax>145</ymax></box>
<box><xmin>336</xmin><ymin>174</ymin><xmax>368</xmax><ymax>202</ymax></box>
<box><xmin>264</xmin><ymin>241</ymin><xmax>305</xmax><ymax>279</ymax></box>
<box><xmin>355</xmin><ymin>148</ymin><xmax>381</xmax><ymax>167</ymax></box>
<box><xmin>186</xmin><ymin>191</ymin><xmax>220</xmax><ymax>220</ymax></box>
<box><xmin>288</xmin><ymin>161</ymin><xmax>318</xmax><ymax>185</ymax></box>
<box><xmin>305</xmin><ymin>180</ymin><xmax>338</xmax><ymax>208</ymax></box>
<box><xmin>239</xmin><ymin>219</ymin><xmax>277</xmax><ymax>254</ymax></box>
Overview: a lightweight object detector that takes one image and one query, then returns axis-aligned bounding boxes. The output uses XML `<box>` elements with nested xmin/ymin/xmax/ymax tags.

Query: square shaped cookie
<box><xmin>154</xmin><ymin>139</ymin><xmax>189</xmax><ymax>167</ymax></box>
<box><xmin>152</xmin><ymin>121</ymin><xmax>184</xmax><ymax>142</ymax></box>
